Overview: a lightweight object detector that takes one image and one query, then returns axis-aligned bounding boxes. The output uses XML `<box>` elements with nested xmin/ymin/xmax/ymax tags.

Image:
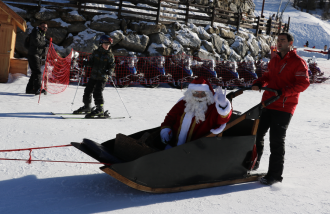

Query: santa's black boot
<box><xmin>73</xmin><ymin>103</ymin><xmax>92</xmax><ymax>114</ymax></box>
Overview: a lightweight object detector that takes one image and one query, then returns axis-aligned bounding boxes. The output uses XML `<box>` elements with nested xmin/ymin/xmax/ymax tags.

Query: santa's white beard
<box><xmin>183</xmin><ymin>89</ymin><xmax>214</xmax><ymax>124</ymax></box>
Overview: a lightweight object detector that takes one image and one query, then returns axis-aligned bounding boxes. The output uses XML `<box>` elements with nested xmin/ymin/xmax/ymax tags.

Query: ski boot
<box><xmin>85</xmin><ymin>104</ymin><xmax>105</xmax><ymax>118</ymax></box>
<box><xmin>73</xmin><ymin>104</ymin><xmax>92</xmax><ymax>114</ymax></box>
<box><xmin>35</xmin><ymin>88</ymin><xmax>47</xmax><ymax>95</ymax></box>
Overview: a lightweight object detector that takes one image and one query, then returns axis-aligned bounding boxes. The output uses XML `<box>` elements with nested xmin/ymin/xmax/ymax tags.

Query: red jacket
<box><xmin>253</xmin><ymin>50</ymin><xmax>310</xmax><ymax>115</ymax></box>
<box><xmin>161</xmin><ymin>100</ymin><xmax>232</xmax><ymax>146</ymax></box>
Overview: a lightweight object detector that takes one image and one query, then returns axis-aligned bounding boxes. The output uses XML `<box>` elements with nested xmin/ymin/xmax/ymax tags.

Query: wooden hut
<box><xmin>0</xmin><ymin>0</ymin><xmax>27</xmax><ymax>83</ymax></box>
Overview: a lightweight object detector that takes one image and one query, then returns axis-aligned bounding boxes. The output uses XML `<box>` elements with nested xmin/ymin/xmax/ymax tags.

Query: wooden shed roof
<box><xmin>0</xmin><ymin>0</ymin><xmax>27</xmax><ymax>31</ymax></box>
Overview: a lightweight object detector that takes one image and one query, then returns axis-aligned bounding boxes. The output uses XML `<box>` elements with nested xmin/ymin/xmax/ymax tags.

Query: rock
<box><xmin>112</xmin><ymin>48</ymin><xmax>130</xmax><ymax>56</ymax></box>
<box><xmin>62</xmin><ymin>34</ymin><xmax>73</xmax><ymax>48</ymax></box>
<box><xmin>205</xmin><ymin>26</ymin><xmax>220</xmax><ymax>35</ymax></box>
<box><xmin>210</xmin><ymin>34</ymin><xmax>230</xmax><ymax>55</ymax></box>
<box><xmin>149</xmin><ymin>32</ymin><xmax>172</xmax><ymax>46</ymax></box>
<box><xmin>46</xmin><ymin>28</ymin><xmax>68</xmax><ymax>45</ymax></box>
<box><xmin>175</xmin><ymin>28</ymin><xmax>201</xmax><ymax>50</ymax></box>
<box><xmin>31</xmin><ymin>18</ymin><xmax>69</xmax><ymax>28</ymax></box>
<box><xmin>35</xmin><ymin>9</ymin><xmax>59</xmax><ymax>21</ymax></box>
<box><xmin>90</xmin><ymin>20</ymin><xmax>121</xmax><ymax>33</ymax></box>
<box><xmin>147</xmin><ymin>43</ymin><xmax>172</xmax><ymax>56</ymax></box>
<box><xmin>228</xmin><ymin>49</ymin><xmax>241</xmax><ymax>62</ymax></box>
<box><xmin>201</xmin><ymin>40</ymin><xmax>214</xmax><ymax>53</ymax></box>
<box><xmin>246</xmin><ymin>34</ymin><xmax>260</xmax><ymax>58</ymax></box>
<box><xmin>194</xmin><ymin>49</ymin><xmax>220</xmax><ymax>62</ymax></box>
<box><xmin>68</xmin><ymin>23</ymin><xmax>88</xmax><ymax>33</ymax></box>
<box><xmin>196</xmin><ymin>26</ymin><xmax>211</xmax><ymax>40</ymax></box>
<box><xmin>110</xmin><ymin>30</ymin><xmax>124</xmax><ymax>46</ymax></box>
<box><xmin>229</xmin><ymin>3</ymin><xmax>238</xmax><ymax>13</ymax></box>
<box><xmin>118</xmin><ymin>34</ymin><xmax>149</xmax><ymax>52</ymax></box>
<box><xmin>231</xmin><ymin>36</ymin><xmax>248</xmax><ymax>58</ymax></box>
<box><xmin>130</xmin><ymin>22</ymin><xmax>162</xmax><ymax>35</ymax></box>
<box><xmin>219</xmin><ymin>28</ymin><xmax>235</xmax><ymax>39</ymax></box>
<box><xmin>225</xmin><ymin>38</ymin><xmax>235</xmax><ymax>46</ymax></box>
<box><xmin>60</xmin><ymin>11</ymin><xmax>86</xmax><ymax>22</ymax></box>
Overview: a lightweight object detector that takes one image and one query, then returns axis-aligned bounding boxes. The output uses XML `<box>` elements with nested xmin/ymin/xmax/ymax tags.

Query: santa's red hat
<box><xmin>188</xmin><ymin>77</ymin><xmax>215</xmax><ymax>95</ymax></box>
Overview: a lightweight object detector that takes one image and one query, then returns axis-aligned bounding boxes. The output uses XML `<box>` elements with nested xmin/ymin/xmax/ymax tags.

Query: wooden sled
<box><xmin>72</xmin><ymin>87</ymin><xmax>280</xmax><ymax>193</ymax></box>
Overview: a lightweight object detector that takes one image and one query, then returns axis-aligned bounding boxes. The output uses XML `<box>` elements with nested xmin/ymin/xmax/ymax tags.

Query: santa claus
<box><xmin>161</xmin><ymin>77</ymin><xmax>232</xmax><ymax>149</ymax></box>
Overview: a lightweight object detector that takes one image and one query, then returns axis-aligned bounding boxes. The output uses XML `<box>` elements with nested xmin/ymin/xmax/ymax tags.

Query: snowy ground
<box><xmin>1</xmin><ymin>0</ymin><xmax>330</xmax><ymax>214</ymax></box>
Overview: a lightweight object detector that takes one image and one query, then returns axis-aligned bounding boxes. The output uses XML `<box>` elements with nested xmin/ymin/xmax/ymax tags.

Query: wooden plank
<box><xmin>251</xmin><ymin>119</ymin><xmax>259</xmax><ymax>135</ymax></box>
<box><xmin>206</xmin><ymin>114</ymin><xmax>247</xmax><ymax>138</ymax></box>
<box><xmin>9</xmin><ymin>58</ymin><xmax>28</xmax><ymax>75</ymax></box>
<box><xmin>101</xmin><ymin>166</ymin><xmax>265</xmax><ymax>193</ymax></box>
<box><xmin>40</xmin><ymin>1</ymin><xmax>78</xmax><ymax>7</ymax></box>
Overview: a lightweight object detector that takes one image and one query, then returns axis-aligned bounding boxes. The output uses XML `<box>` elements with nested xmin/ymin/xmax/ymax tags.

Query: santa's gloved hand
<box><xmin>214</xmin><ymin>87</ymin><xmax>228</xmax><ymax>108</ymax></box>
<box><xmin>160</xmin><ymin>128</ymin><xmax>172</xmax><ymax>144</ymax></box>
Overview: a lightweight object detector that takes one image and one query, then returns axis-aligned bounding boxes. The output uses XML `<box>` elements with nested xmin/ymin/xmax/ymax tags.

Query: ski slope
<box><xmin>1</xmin><ymin>1</ymin><xmax>330</xmax><ymax>214</ymax></box>
<box><xmin>254</xmin><ymin>0</ymin><xmax>330</xmax><ymax>49</ymax></box>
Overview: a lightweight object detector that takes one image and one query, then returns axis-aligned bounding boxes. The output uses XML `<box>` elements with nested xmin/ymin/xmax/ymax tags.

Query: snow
<box><xmin>1</xmin><ymin>0</ymin><xmax>330</xmax><ymax>213</ymax></box>
<box><xmin>50</xmin><ymin>18</ymin><xmax>70</xmax><ymax>28</ymax></box>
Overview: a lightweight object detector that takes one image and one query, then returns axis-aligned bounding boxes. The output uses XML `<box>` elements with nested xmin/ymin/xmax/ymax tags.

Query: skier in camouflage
<box><xmin>73</xmin><ymin>35</ymin><xmax>115</xmax><ymax>118</ymax></box>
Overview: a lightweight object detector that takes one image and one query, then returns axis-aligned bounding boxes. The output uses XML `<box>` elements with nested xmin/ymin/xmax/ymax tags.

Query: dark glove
<box><xmin>276</xmin><ymin>89</ymin><xmax>282</xmax><ymax>96</ymax></box>
<box><xmin>82</xmin><ymin>58</ymin><xmax>89</xmax><ymax>66</ymax></box>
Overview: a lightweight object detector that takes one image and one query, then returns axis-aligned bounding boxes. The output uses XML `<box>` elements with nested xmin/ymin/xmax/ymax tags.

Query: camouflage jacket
<box><xmin>87</xmin><ymin>47</ymin><xmax>115</xmax><ymax>81</ymax></box>
<box><xmin>28</xmin><ymin>27</ymin><xmax>47</xmax><ymax>56</ymax></box>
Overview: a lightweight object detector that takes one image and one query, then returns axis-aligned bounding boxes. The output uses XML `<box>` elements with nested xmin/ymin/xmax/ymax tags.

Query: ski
<box><xmin>61</xmin><ymin>116</ymin><xmax>125</xmax><ymax>119</ymax></box>
<box><xmin>51</xmin><ymin>112</ymin><xmax>86</xmax><ymax>115</ymax></box>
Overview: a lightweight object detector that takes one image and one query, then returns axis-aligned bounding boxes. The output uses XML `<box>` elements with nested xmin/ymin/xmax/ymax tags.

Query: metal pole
<box><xmin>109</xmin><ymin>76</ymin><xmax>132</xmax><ymax>118</ymax></box>
<box><xmin>261</xmin><ymin>0</ymin><xmax>266</xmax><ymax>18</ymax></box>
<box><xmin>71</xmin><ymin>65</ymin><xmax>84</xmax><ymax>111</ymax></box>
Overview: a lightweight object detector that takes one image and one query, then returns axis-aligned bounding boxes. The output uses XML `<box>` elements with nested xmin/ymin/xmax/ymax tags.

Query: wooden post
<box><xmin>185</xmin><ymin>1</ymin><xmax>189</xmax><ymax>25</ymax></box>
<box><xmin>287</xmin><ymin>17</ymin><xmax>290</xmax><ymax>32</ymax></box>
<box><xmin>255</xmin><ymin>16</ymin><xmax>260</xmax><ymax>37</ymax></box>
<box><xmin>78</xmin><ymin>0</ymin><xmax>81</xmax><ymax>13</ymax></box>
<box><xmin>277</xmin><ymin>20</ymin><xmax>282</xmax><ymax>35</ymax></box>
<box><xmin>237</xmin><ymin>11</ymin><xmax>241</xmax><ymax>33</ymax></box>
<box><xmin>38</xmin><ymin>0</ymin><xmax>41</xmax><ymax>10</ymax></box>
<box><xmin>211</xmin><ymin>7</ymin><xmax>216</xmax><ymax>27</ymax></box>
<box><xmin>118</xmin><ymin>0</ymin><xmax>123</xmax><ymax>19</ymax></box>
<box><xmin>267</xmin><ymin>17</ymin><xmax>272</xmax><ymax>36</ymax></box>
<box><xmin>156</xmin><ymin>0</ymin><xmax>161</xmax><ymax>24</ymax></box>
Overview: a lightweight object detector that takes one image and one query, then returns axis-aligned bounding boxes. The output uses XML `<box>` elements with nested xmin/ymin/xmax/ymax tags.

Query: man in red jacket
<box><xmin>252</xmin><ymin>32</ymin><xmax>310</xmax><ymax>185</ymax></box>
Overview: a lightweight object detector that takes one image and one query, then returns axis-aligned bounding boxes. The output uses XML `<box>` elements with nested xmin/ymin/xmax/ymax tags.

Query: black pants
<box><xmin>83</xmin><ymin>78</ymin><xmax>106</xmax><ymax>105</ymax></box>
<box><xmin>256</xmin><ymin>108</ymin><xmax>292</xmax><ymax>181</ymax></box>
<box><xmin>26</xmin><ymin>54</ymin><xmax>42</xmax><ymax>92</ymax></box>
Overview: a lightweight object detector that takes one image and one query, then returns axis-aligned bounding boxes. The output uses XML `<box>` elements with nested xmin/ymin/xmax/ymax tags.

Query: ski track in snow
<box><xmin>1</xmin><ymin>0</ymin><xmax>330</xmax><ymax>213</ymax></box>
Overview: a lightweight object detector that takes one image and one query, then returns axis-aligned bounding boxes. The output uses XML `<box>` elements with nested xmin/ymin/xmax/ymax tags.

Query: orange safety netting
<box><xmin>41</xmin><ymin>43</ymin><xmax>268</xmax><ymax>96</ymax></box>
<box><xmin>70</xmin><ymin>52</ymin><xmax>267</xmax><ymax>88</ymax></box>
<box><xmin>41</xmin><ymin>41</ymin><xmax>73</xmax><ymax>95</ymax></box>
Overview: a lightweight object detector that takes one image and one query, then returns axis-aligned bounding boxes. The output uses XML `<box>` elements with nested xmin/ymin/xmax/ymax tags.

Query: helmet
<box><xmin>99</xmin><ymin>35</ymin><xmax>113</xmax><ymax>45</ymax></box>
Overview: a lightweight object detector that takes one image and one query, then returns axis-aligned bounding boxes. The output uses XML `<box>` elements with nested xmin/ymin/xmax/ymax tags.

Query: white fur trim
<box><xmin>215</xmin><ymin>99</ymin><xmax>231</xmax><ymax>116</ymax></box>
<box><xmin>177</xmin><ymin>112</ymin><xmax>194</xmax><ymax>146</ymax></box>
<box><xmin>210</xmin><ymin>123</ymin><xmax>226</xmax><ymax>134</ymax></box>
<box><xmin>188</xmin><ymin>83</ymin><xmax>211</xmax><ymax>92</ymax></box>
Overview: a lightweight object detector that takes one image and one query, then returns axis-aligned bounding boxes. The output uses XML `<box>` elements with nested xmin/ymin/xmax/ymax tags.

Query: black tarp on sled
<box><xmin>72</xmin><ymin>87</ymin><xmax>280</xmax><ymax>193</ymax></box>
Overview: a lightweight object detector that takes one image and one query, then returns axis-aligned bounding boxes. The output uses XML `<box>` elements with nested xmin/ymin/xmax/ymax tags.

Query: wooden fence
<box><xmin>4</xmin><ymin>0</ymin><xmax>289</xmax><ymax>36</ymax></box>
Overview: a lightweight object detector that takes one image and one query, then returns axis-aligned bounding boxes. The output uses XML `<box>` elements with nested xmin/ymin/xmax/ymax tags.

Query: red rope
<box><xmin>0</xmin><ymin>144</ymin><xmax>111</xmax><ymax>166</ymax></box>
<box><xmin>0</xmin><ymin>158</ymin><xmax>110</xmax><ymax>165</ymax></box>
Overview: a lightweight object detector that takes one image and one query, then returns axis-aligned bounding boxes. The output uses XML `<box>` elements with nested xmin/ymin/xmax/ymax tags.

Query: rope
<box><xmin>0</xmin><ymin>144</ymin><xmax>111</xmax><ymax>166</ymax></box>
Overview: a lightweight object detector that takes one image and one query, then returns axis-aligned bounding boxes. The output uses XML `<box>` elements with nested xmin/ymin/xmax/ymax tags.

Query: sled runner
<box><xmin>71</xmin><ymin>87</ymin><xmax>280</xmax><ymax>193</ymax></box>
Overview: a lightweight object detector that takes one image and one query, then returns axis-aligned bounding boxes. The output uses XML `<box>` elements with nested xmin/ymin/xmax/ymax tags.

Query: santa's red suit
<box><xmin>161</xmin><ymin>77</ymin><xmax>232</xmax><ymax>147</ymax></box>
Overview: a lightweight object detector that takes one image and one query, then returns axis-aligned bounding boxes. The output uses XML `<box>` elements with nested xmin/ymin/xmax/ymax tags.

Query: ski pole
<box><xmin>109</xmin><ymin>76</ymin><xmax>132</xmax><ymax>118</ymax></box>
<box><xmin>71</xmin><ymin>64</ymin><xmax>85</xmax><ymax>111</ymax></box>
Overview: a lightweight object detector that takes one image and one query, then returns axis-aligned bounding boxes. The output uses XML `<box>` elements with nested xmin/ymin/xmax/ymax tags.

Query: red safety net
<box><xmin>41</xmin><ymin>40</ymin><xmax>73</xmax><ymax>95</ymax></box>
<box><xmin>69</xmin><ymin>52</ymin><xmax>267</xmax><ymax>88</ymax></box>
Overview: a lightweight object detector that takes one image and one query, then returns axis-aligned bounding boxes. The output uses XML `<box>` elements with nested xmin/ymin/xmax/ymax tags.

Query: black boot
<box><xmin>73</xmin><ymin>104</ymin><xmax>92</xmax><ymax>114</ymax></box>
<box><xmin>86</xmin><ymin>104</ymin><xmax>104</xmax><ymax>118</ymax></box>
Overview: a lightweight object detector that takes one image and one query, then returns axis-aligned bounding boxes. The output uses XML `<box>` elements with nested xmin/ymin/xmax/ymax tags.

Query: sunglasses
<box><xmin>41</xmin><ymin>26</ymin><xmax>48</xmax><ymax>30</ymax></box>
<box><xmin>192</xmin><ymin>91</ymin><xmax>206</xmax><ymax>96</ymax></box>
<box><xmin>103</xmin><ymin>42</ymin><xmax>111</xmax><ymax>45</ymax></box>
